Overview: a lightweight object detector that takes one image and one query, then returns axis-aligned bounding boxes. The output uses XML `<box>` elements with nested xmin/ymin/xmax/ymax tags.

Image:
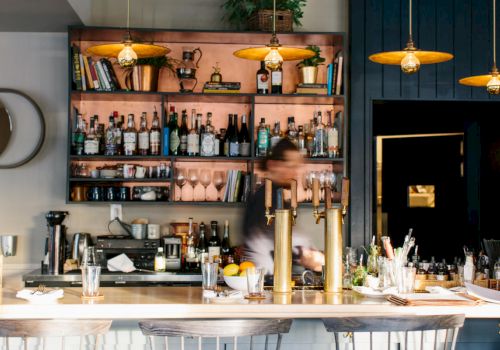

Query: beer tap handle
<box><xmin>325</xmin><ymin>187</ymin><xmax>332</xmax><ymax>209</ymax></box>
<box><xmin>290</xmin><ymin>179</ymin><xmax>298</xmax><ymax>224</ymax></box>
<box><xmin>341</xmin><ymin>177</ymin><xmax>350</xmax><ymax>216</ymax></box>
<box><xmin>312</xmin><ymin>178</ymin><xmax>320</xmax><ymax>208</ymax></box>
<box><xmin>265</xmin><ymin>179</ymin><xmax>275</xmax><ymax>225</ymax></box>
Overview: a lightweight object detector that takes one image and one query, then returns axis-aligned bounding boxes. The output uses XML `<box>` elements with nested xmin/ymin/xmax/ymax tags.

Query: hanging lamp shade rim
<box><xmin>86</xmin><ymin>42</ymin><xmax>170</xmax><ymax>59</ymax></box>
<box><xmin>233</xmin><ymin>46</ymin><xmax>315</xmax><ymax>62</ymax></box>
<box><xmin>458</xmin><ymin>74</ymin><xmax>498</xmax><ymax>87</ymax></box>
<box><xmin>369</xmin><ymin>50</ymin><xmax>454</xmax><ymax>65</ymax></box>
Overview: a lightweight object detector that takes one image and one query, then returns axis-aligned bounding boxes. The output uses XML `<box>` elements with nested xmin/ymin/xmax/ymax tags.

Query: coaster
<box><xmin>244</xmin><ymin>294</ymin><xmax>267</xmax><ymax>300</ymax></box>
<box><xmin>81</xmin><ymin>293</ymin><xmax>104</xmax><ymax>300</ymax></box>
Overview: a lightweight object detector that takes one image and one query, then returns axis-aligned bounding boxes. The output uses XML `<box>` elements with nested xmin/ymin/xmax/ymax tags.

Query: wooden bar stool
<box><xmin>0</xmin><ymin>319</ymin><xmax>112</xmax><ymax>350</ymax></box>
<box><xmin>138</xmin><ymin>319</ymin><xmax>292</xmax><ymax>350</ymax></box>
<box><xmin>322</xmin><ymin>314</ymin><xmax>465</xmax><ymax>350</ymax></box>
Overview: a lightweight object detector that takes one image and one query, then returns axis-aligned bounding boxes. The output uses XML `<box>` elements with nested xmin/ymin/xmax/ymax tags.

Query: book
<box><xmin>99</xmin><ymin>59</ymin><xmax>115</xmax><ymax>90</ymax></box>
<box><xmin>203</xmin><ymin>89</ymin><xmax>240</xmax><ymax>94</ymax></box>
<box><xmin>71</xmin><ymin>45</ymin><xmax>82</xmax><ymax>91</ymax></box>
<box><xmin>295</xmin><ymin>87</ymin><xmax>328</xmax><ymax>94</ymax></box>
<box><xmin>87</xmin><ymin>57</ymin><xmax>100</xmax><ymax>91</ymax></box>
<box><xmin>95</xmin><ymin>60</ymin><xmax>111</xmax><ymax>91</ymax></box>
<box><xmin>101</xmin><ymin>58</ymin><xmax>121</xmax><ymax>90</ymax></box>
<box><xmin>335</xmin><ymin>50</ymin><xmax>344</xmax><ymax>95</ymax></box>
<box><xmin>82</xmin><ymin>55</ymin><xmax>94</xmax><ymax>90</ymax></box>
<box><xmin>78</xmin><ymin>54</ymin><xmax>87</xmax><ymax>91</ymax></box>
<box><xmin>204</xmin><ymin>82</ymin><xmax>241</xmax><ymax>89</ymax></box>
<box><xmin>326</xmin><ymin>63</ymin><xmax>333</xmax><ymax>96</ymax></box>
<box><xmin>297</xmin><ymin>83</ymin><xmax>327</xmax><ymax>88</ymax></box>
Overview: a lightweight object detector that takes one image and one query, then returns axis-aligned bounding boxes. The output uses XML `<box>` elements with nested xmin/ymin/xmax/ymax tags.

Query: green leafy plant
<box><xmin>296</xmin><ymin>45</ymin><xmax>325</xmax><ymax>68</ymax></box>
<box><xmin>136</xmin><ymin>56</ymin><xmax>179</xmax><ymax>74</ymax></box>
<box><xmin>222</xmin><ymin>0</ymin><xmax>307</xmax><ymax>29</ymax></box>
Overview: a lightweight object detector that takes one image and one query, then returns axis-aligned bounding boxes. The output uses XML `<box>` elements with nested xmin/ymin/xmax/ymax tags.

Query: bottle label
<box><xmin>187</xmin><ymin>134</ymin><xmax>199</xmax><ymax>154</ymax></box>
<box><xmin>271</xmin><ymin>71</ymin><xmax>282</xmax><ymax>85</ymax></box>
<box><xmin>214</xmin><ymin>138</ymin><xmax>220</xmax><ymax>155</ymax></box>
<box><xmin>223</xmin><ymin>142</ymin><xmax>229</xmax><ymax>156</ymax></box>
<box><xmin>124</xmin><ymin>133</ymin><xmax>137</xmax><ymax>153</ymax></box>
<box><xmin>170</xmin><ymin>132</ymin><xmax>180</xmax><ymax>152</ymax></box>
<box><xmin>180</xmin><ymin>135</ymin><xmax>188</xmax><ymax>152</ymax></box>
<box><xmin>258</xmin><ymin>129</ymin><xmax>269</xmax><ymax>147</ymax></box>
<box><xmin>84</xmin><ymin>140</ymin><xmax>99</xmax><ymax>154</ymax></box>
<box><xmin>229</xmin><ymin>142</ymin><xmax>239</xmax><ymax>156</ymax></box>
<box><xmin>208</xmin><ymin>247</ymin><xmax>220</xmax><ymax>263</ymax></box>
<box><xmin>327</xmin><ymin>128</ymin><xmax>339</xmax><ymax>157</ymax></box>
<box><xmin>257</xmin><ymin>73</ymin><xmax>269</xmax><ymax>90</ymax></box>
<box><xmin>138</xmin><ymin>133</ymin><xmax>149</xmax><ymax>150</ymax></box>
<box><xmin>201</xmin><ymin>134</ymin><xmax>215</xmax><ymax>156</ymax></box>
<box><xmin>239</xmin><ymin>142</ymin><xmax>250</xmax><ymax>156</ymax></box>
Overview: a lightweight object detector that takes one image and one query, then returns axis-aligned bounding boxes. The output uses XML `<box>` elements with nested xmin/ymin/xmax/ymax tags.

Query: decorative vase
<box><xmin>125</xmin><ymin>65</ymin><xmax>159</xmax><ymax>92</ymax></box>
<box><xmin>300</xmin><ymin>66</ymin><xmax>318</xmax><ymax>84</ymax></box>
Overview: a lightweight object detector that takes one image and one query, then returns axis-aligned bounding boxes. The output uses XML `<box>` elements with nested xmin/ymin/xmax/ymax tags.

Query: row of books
<box><xmin>295</xmin><ymin>50</ymin><xmax>344</xmax><ymax>95</ymax></box>
<box><xmin>222</xmin><ymin>170</ymin><xmax>251</xmax><ymax>203</ymax></box>
<box><xmin>72</xmin><ymin>45</ymin><xmax>121</xmax><ymax>92</ymax></box>
<box><xmin>203</xmin><ymin>82</ymin><xmax>241</xmax><ymax>94</ymax></box>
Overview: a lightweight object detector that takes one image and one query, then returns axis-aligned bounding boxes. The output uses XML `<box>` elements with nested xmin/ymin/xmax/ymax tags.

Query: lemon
<box><xmin>239</xmin><ymin>270</ymin><xmax>247</xmax><ymax>277</ymax></box>
<box><xmin>223</xmin><ymin>263</ymin><xmax>240</xmax><ymax>276</ymax></box>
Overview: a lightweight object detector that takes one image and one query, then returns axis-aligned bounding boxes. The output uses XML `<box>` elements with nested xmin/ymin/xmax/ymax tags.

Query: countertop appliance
<box><xmin>95</xmin><ymin>235</ymin><xmax>160</xmax><ymax>271</ymax></box>
<box><xmin>45</xmin><ymin>211</ymin><xmax>69</xmax><ymax>275</ymax></box>
<box><xmin>163</xmin><ymin>236</ymin><xmax>182</xmax><ymax>271</ymax></box>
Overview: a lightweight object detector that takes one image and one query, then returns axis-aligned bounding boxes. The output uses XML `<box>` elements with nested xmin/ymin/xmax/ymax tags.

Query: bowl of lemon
<box><xmin>223</xmin><ymin>261</ymin><xmax>255</xmax><ymax>291</ymax></box>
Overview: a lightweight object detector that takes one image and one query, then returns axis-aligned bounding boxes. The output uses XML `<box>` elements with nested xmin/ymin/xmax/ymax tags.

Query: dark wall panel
<box><xmin>350</xmin><ymin>0</ymin><xmax>499</xmax><ymax>245</ymax></box>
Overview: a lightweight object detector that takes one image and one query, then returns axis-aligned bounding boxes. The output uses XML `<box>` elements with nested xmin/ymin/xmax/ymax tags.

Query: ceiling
<box><xmin>0</xmin><ymin>0</ymin><xmax>84</xmax><ymax>32</ymax></box>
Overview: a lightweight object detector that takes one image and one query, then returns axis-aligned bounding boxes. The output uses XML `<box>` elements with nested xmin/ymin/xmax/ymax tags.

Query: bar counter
<box><xmin>1</xmin><ymin>286</ymin><xmax>500</xmax><ymax>320</ymax></box>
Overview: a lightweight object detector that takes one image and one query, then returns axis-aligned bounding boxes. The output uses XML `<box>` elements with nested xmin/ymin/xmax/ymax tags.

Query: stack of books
<box><xmin>203</xmin><ymin>82</ymin><xmax>241</xmax><ymax>94</ymax></box>
<box><xmin>72</xmin><ymin>45</ymin><xmax>121</xmax><ymax>92</ymax></box>
<box><xmin>222</xmin><ymin>170</ymin><xmax>251</xmax><ymax>202</ymax></box>
<box><xmin>295</xmin><ymin>83</ymin><xmax>328</xmax><ymax>95</ymax></box>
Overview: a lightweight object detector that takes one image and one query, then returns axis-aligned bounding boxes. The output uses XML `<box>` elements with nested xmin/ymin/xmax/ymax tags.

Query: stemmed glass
<box><xmin>301</xmin><ymin>172</ymin><xmax>310</xmax><ymax>201</ymax></box>
<box><xmin>187</xmin><ymin>169</ymin><xmax>199</xmax><ymax>201</ymax></box>
<box><xmin>175</xmin><ymin>168</ymin><xmax>187</xmax><ymax>201</ymax></box>
<box><xmin>199</xmin><ymin>169</ymin><xmax>212</xmax><ymax>201</ymax></box>
<box><xmin>213</xmin><ymin>171</ymin><xmax>226</xmax><ymax>202</ymax></box>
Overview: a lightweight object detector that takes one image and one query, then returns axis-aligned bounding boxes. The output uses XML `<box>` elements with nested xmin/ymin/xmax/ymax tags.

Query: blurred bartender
<box><xmin>243</xmin><ymin>139</ymin><xmax>324</xmax><ymax>275</ymax></box>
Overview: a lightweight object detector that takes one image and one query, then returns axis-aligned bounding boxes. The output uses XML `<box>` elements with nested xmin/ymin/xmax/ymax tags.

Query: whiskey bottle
<box><xmin>123</xmin><ymin>114</ymin><xmax>137</xmax><ymax>156</ymax></box>
<box><xmin>84</xmin><ymin>118</ymin><xmax>99</xmax><ymax>155</ymax></box>
<box><xmin>271</xmin><ymin>64</ymin><xmax>283</xmax><ymax>94</ymax></box>
<box><xmin>179</xmin><ymin>110</ymin><xmax>189</xmax><ymax>156</ymax></box>
<box><xmin>208</xmin><ymin>221</ymin><xmax>221</xmax><ymax>263</ymax></box>
<box><xmin>169</xmin><ymin>108</ymin><xmax>180</xmax><ymax>155</ymax></box>
<box><xmin>200</xmin><ymin>112</ymin><xmax>216</xmax><ymax>156</ymax></box>
<box><xmin>286</xmin><ymin>116</ymin><xmax>298</xmax><ymax>146</ymax></box>
<box><xmin>73</xmin><ymin>114</ymin><xmax>86</xmax><ymax>155</ymax></box>
<box><xmin>150</xmin><ymin>109</ymin><xmax>161</xmax><ymax>156</ymax></box>
<box><xmin>104</xmin><ymin>115</ymin><xmax>117</xmax><ymax>156</ymax></box>
<box><xmin>238</xmin><ymin>114</ymin><xmax>251</xmax><ymax>157</ymax></box>
<box><xmin>187</xmin><ymin>109</ymin><xmax>199</xmax><ymax>156</ymax></box>
<box><xmin>229</xmin><ymin>114</ymin><xmax>239</xmax><ymax>157</ymax></box>
<box><xmin>270</xmin><ymin>121</ymin><xmax>281</xmax><ymax>150</ymax></box>
<box><xmin>138</xmin><ymin>112</ymin><xmax>149</xmax><ymax>156</ymax></box>
<box><xmin>256</xmin><ymin>61</ymin><xmax>269</xmax><ymax>94</ymax></box>
<box><xmin>256</xmin><ymin>118</ymin><xmax>269</xmax><ymax>157</ymax></box>
<box><xmin>196</xmin><ymin>222</ymin><xmax>208</xmax><ymax>264</ymax></box>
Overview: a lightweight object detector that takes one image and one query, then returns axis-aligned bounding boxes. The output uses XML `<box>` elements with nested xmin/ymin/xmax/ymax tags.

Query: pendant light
<box><xmin>368</xmin><ymin>0</ymin><xmax>453</xmax><ymax>74</ymax></box>
<box><xmin>86</xmin><ymin>0</ymin><xmax>170</xmax><ymax>68</ymax></box>
<box><xmin>233</xmin><ymin>0</ymin><xmax>315</xmax><ymax>70</ymax></box>
<box><xmin>459</xmin><ymin>0</ymin><xmax>500</xmax><ymax>94</ymax></box>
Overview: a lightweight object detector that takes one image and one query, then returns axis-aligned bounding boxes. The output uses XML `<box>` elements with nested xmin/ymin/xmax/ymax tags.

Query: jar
<box><xmin>495</xmin><ymin>258</ymin><xmax>500</xmax><ymax>280</ymax></box>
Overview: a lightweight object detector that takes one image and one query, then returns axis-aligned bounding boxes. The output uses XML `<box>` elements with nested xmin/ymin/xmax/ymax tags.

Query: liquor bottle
<box><xmin>208</xmin><ymin>220</ymin><xmax>221</xmax><ymax>263</ymax></box>
<box><xmin>200</xmin><ymin>112</ymin><xmax>216</xmax><ymax>156</ymax></box>
<box><xmin>123</xmin><ymin>114</ymin><xmax>137</xmax><ymax>156</ymax></box>
<box><xmin>256</xmin><ymin>61</ymin><xmax>269</xmax><ymax>94</ymax></box>
<box><xmin>327</xmin><ymin>110</ymin><xmax>339</xmax><ymax>158</ymax></box>
<box><xmin>297</xmin><ymin>125</ymin><xmax>307</xmax><ymax>156</ymax></box>
<box><xmin>221</xmin><ymin>220</ymin><xmax>234</xmax><ymax>266</ymax></box>
<box><xmin>73</xmin><ymin>114</ymin><xmax>86</xmax><ymax>155</ymax></box>
<box><xmin>187</xmin><ymin>109</ymin><xmax>200</xmax><ymax>156</ymax></box>
<box><xmin>214</xmin><ymin>130</ymin><xmax>221</xmax><ymax>155</ymax></box>
<box><xmin>238</xmin><ymin>114</ymin><xmax>251</xmax><ymax>157</ymax></box>
<box><xmin>169</xmin><ymin>108</ymin><xmax>180</xmax><ymax>155</ymax></box>
<box><xmin>270</xmin><ymin>121</ymin><xmax>281</xmax><ymax>150</ymax></box>
<box><xmin>305</xmin><ymin>121</ymin><xmax>315</xmax><ymax>157</ymax></box>
<box><xmin>185</xmin><ymin>217</ymin><xmax>198</xmax><ymax>270</ymax></box>
<box><xmin>256</xmin><ymin>117</ymin><xmax>269</xmax><ymax>157</ymax></box>
<box><xmin>334</xmin><ymin>110</ymin><xmax>343</xmax><ymax>157</ymax></box>
<box><xmin>286</xmin><ymin>116</ymin><xmax>298</xmax><ymax>146</ymax></box>
<box><xmin>105</xmin><ymin>115</ymin><xmax>117</xmax><ymax>156</ymax></box>
<box><xmin>138</xmin><ymin>112</ymin><xmax>149</xmax><ymax>155</ymax></box>
<box><xmin>84</xmin><ymin>118</ymin><xmax>99</xmax><ymax>155</ymax></box>
<box><xmin>218</xmin><ymin>128</ymin><xmax>226</xmax><ymax>156</ymax></box>
<box><xmin>115</xmin><ymin>114</ymin><xmax>124</xmax><ymax>155</ymax></box>
<box><xmin>179</xmin><ymin>110</ymin><xmax>189</xmax><ymax>155</ymax></box>
<box><xmin>229</xmin><ymin>114</ymin><xmax>239</xmax><ymax>157</ymax></box>
<box><xmin>196</xmin><ymin>222</ymin><xmax>208</xmax><ymax>264</ymax></box>
<box><xmin>197</xmin><ymin>113</ymin><xmax>204</xmax><ymax>149</ymax></box>
<box><xmin>96</xmin><ymin>121</ymin><xmax>105</xmax><ymax>154</ymax></box>
<box><xmin>154</xmin><ymin>247</ymin><xmax>166</xmax><ymax>272</ymax></box>
<box><xmin>313</xmin><ymin>112</ymin><xmax>327</xmax><ymax>157</ymax></box>
<box><xmin>223</xmin><ymin>114</ymin><xmax>233</xmax><ymax>156</ymax></box>
<box><xmin>150</xmin><ymin>109</ymin><xmax>161</xmax><ymax>156</ymax></box>
<box><xmin>163</xmin><ymin>107</ymin><xmax>171</xmax><ymax>156</ymax></box>
<box><xmin>270</xmin><ymin>64</ymin><xmax>283</xmax><ymax>94</ymax></box>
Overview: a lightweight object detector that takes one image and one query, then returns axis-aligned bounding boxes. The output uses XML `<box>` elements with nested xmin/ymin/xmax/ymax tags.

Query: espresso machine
<box><xmin>163</xmin><ymin>236</ymin><xmax>182</xmax><ymax>271</ymax></box>
<box><xmin>44</xmin><ymin>211</ymin><xmax>69</xmax><ymax>275</ymax></box>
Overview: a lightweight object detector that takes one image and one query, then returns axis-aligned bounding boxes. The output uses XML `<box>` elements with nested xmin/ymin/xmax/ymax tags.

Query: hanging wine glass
<box><xmin>175</xmin><ymin>168</ymin><xmax>187</xmax><ymax>201</ymax></box>
<box><xmin>187</xmin><ymin>169</ymin><xmax>199</xmax><ymax>201</ymax></box>
<box><xmin>213</xmin><ymin>171</ymin><xmax>226</xmax><ymax>202</ymax></box>
<box><xmin>199</xmin><ymin>169</ymin><xmax>212</xmax><ymax>201</ymax></box>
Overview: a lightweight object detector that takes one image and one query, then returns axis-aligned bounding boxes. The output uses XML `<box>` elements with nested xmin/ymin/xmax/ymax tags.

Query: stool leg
<box><xmin>94</xmin><ymin>334</ymin><xmax>100</xmax><ymax>350</ymax></box>
<box><xmin>181</xmin><ymin>336</ymin><xmax>184</xmax><ymax>350</ymax></box>
<box><xmin>22</xmin><ymin>336</ymin><xmax>27</xmax><ymax>350</ymax></box>
<box><xmin>164</xmin><ymin>335</ymin><xmax>168</xmax><ymax>350</ymax></box>
<box><xmin>264</xmin><ymin>335</ymin><xmax>269</xmax><ymax>350</ymax></box>
<box><xmin>61</xmin><ymin>336</ymin><xmax>65</xmax><ymax>350</ymax></box>
<box><xmin>250</xmin><ymin>335</ymin><xmax>253</xmax><ymax>350</ymax></box>
<box><xmin>276</xmin><ymin>334</ymin><xmax>283</xmax><ymax>350</ymax></box>
<box><xmin>216</xmin><ymin>336</ymin><xmax>220</xmax><ymax>350</ymax></box>
<box><xmin>5</xmin><ymin>337</ymin><xmax>8</xmax><ymax>350</ymax></box>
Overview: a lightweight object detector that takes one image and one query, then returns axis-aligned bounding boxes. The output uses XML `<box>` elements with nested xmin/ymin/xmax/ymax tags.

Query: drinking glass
<box><xmin>396</xmin><ymin>266</ymin><xmax>416</xmax><ymax>294</ymax></box>
<box><xmin>175</xmin><ymin>168</ymin><xmax>187</xmax><ymax>201</ymax></box>
<box><xmin>187</xmin><ymin>169</ymin><xmax>199</xmax><ymax>201</ymax></box>
<box><xmin>246</xmin><ymin>267</ymin><xmax>265</xmax><ymax>297</ymax></box>
<box><xmin>213</xmin><ymin>171</ymin><xmax>226</xmax><ymax>201</ymax></box>
<box><xmin>201</xmin><ymin>262</ymin><xmax>219</xmax><ymax>290</ymax></box>
<box><xmin>199</xmin><ymin>169</ymin><xmax>212</xmax><ymax>201</ymax></box>
<box><xmin>0</xmin><ymin>235</ymin><xmax>17</xmax><ymax>257</ymax></box>
<box><xmin>82</xmin><ymin>265</ymin><xmax>101</xmax><ymax>297</ymax></box>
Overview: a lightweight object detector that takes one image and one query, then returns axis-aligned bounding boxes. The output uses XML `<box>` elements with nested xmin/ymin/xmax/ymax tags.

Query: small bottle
<box><xmin>104</xmin><ymin>115</ymin><xmax>117</xmax><ymax>156</ymax></box>
<box><xmin>270</xmin><ymin>64</ymin><xmax>283</xmax><ymax>94</ymax></box>
<box><xmin>150</xmin><ymin>109</ymin><xmax>161</xmax><ymax>156</ymax></box>
<box><xmin>84</xmin><ymin>118</ymin><xmax>99</xmax><ymax>155</ymax></box>
<box><xmin>179</xmin><ymin>110</ymin><xmax>189</xmax><ymax>156</ymax></box>
<box><xmin>229</xmin><ymin>114</ymin><xmax>239</xmax><ymax>157</ymax></box>
<box><xmin>256</xmin><ymin>61</ymin><xmax>269</xmax><ymax>94</ymax></box>
<box><xmin>123</xmin><ymin>114</ymin><xmax>137</xmax><ymax>156</ymax></box>
<box><xmin>138</xmin><ymin>112</ymin><xmax>150</xmax><ymax>155</ymax></box>
<box><xmin>196</xmin><ymin>222</ymin><xmax>209</xmax><ymax>265</ymax></box>
<box><xmin>270</xmin><ymin>121</ymin><xmax>282</xmax><ymax>150</ymax></box>
<box><xmin>154</xmin><ymin>247</ymin><xmax>166</xmax><ymax>272</ymax></box>
<box><xmin>187</xmin><ymin>109</ymin><xmax>200</xmax><ymax>156</ymax></box>
<box><xmin>73</xmin><ymin>114</ymin><xmax>86</xmax><ymax>155</ymax></box>
<box><xmin>238</xmin><ymin>114</ymin><xmax>251</xmax><ymax>157</ymax></box>
<box><xmin>208</xmin><ymin>221</ymin><xmax>221</xmax><ymax>263</ymax></box>
<box><xmin>427</xmin><ymin>256</ymin><xmax>437</xmax><ymax>280</ymax></box>
<box><xmin>221</xmin><ymin>220</ymin><xmax>233</xmax><ymax>266</ymax></box>
<box><xmin>256</xmin><ymin>118</ymin><xmax>269</xmax><ymax>157</ymax></box>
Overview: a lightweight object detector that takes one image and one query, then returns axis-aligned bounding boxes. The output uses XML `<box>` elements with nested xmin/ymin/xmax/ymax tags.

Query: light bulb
<box><xmin>487</xmin><ymin>75</ymin><xmax>500</xmax><ymax>95</ymax></box>
<box><xmin>400</xmin><ymin>52</ymin><xmax>420</xmax><ymax>74</ymax></box>
<box><xmin>118</xmin><ymin>44</ymin><xmax>138</xmax><ymax>68</ymax></box>
<box><xmin>264</xmin><ymin>48</ymin><xmax>283</xmax><ymax>70</ymax></box>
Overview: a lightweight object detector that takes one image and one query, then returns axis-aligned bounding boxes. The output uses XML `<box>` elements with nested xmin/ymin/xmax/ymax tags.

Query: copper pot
<box><xmin>125</xmin><ymin>65</ymin><xmax>159</xmax><ymax>92</ymax></box>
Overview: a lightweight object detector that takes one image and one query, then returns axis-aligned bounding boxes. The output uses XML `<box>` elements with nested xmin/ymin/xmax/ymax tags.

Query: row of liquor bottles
<box><xmin>71</xmin><ymin>106</ymin><xmax>343</xmax><ymax>158</ymax></box>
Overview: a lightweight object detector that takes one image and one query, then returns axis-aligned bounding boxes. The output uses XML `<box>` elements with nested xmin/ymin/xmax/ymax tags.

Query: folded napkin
<box><xmin>107</xmin><ymin>253</ymin><xmax>136</xmax><ymax>273</ymax></box>
<box><xmin>387</xmin><ymin>292</ymin><xmax>480</xmax><ymax>306</ymax></box>
<box><xmin>203</xmin><ymin>289</ymin><xmax>244</xmax><ymax>299</ymax></box>
<box><xmin>16</xmin><ymin>288</ymin><xmax>64</xmax><ymax>303</ymax></box>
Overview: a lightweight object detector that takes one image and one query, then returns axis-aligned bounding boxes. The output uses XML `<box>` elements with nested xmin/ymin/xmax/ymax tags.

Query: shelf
<box><xmin>67</xmin><ymin>201</ymin><xmax>170</xmax><ymax>205</ymax></box>
<box><xmin>67</xmin><ymin>200</ymin><xmax>245</xmax><ymax>207</ymax></box>
<box><xmin>166</xmin><ymin>93</ymin><xmax>253</xmax><ymax>104</ymax></box>
<box><xmin>72</xmin><ymin>90</ymin><xmax>162</xmax><ymax>102</ymax></box>
<box><xmin>172</xmin><ymin>156</ymin><xmax>252</xmax><ymax>162</ymax></box>
<box><xmin>253</xmin><ymin>157</ymin><xmax>344</xmax><ymax>163</ymax></box>
<box><xmin>70</xmin><ymin>155</ymin><xmax>168</xmax><ymax>161</ymax></box>
<box><xmin>169</xmin><ymin>201</ymin><xmax>246</xmax><ymax>207</ymax></box>
<box><xmin>69</xmin><ymin>178</ymin><xmax>171</xmax><ymax>183</ymax></box>
<box><xmin>254</xmin><ymin>94</ymin><xmax>344</xmax><ymax>105</ymax></box>
<box><xmin>72</xmin><ymin>155</ymin><xmax>252</xmax><ymax>162</ymax></box>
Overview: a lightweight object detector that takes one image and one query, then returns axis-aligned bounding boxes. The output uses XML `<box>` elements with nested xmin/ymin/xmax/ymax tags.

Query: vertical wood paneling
<box><xmin>418</xmin><ymin>0</ymin><xmax>437</xmax><ymax>98</ymax></box>
<box><xmin>436</xmin><ymin>0</ymin><xmax>455</xmax><ymax>99</ymax></box>
<box><xmin>382</xmin><ymin>0</ymin><xmax>402</xmax><ymax>97</ymax></box>
<box><xmin>470</xmin><ymin>0</ymin><xmax>491</xmax><ymax>100</ymax></box>
<box><xmin>454</xmin><ymin>0</ymin><xmax>473</xmax><ymax>99</ymax></box>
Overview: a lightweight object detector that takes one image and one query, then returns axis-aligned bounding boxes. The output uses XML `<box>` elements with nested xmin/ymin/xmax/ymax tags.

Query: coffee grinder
<box><xmin>163</xmin><ymin>236</ymin><xmax>182</xmax><ymax>271</ymax></box>
<box><xmin>44</xmin><ymin>211</ymin><xmax>69</xmax><ymax>275</ymax></box>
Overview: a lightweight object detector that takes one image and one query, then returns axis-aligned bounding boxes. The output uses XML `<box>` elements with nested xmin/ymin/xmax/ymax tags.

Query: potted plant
<box><xmin>222</xmin><ymin>0</ymin><xmax>307</xmax><ymax>31</ymax></box>
<box><xmin>127</xmin><ymin>56</ymin><xmax>178</xmax><ymax>92</ymax></box>
<box><xmin>296</xmin><ymin>45</ymin><xmax>325</xmax><ymax>84</ymax></box>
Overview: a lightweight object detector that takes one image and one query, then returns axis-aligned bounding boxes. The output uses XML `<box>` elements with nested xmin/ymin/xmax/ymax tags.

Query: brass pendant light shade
<box><xmin>86</xmin><ymin>0</ymin><xmax>169</xmax><ymax>68</ymax></box>
<box><xmin>233</xmin><ymin>0</ymin><xmax>315</xmax><ymax>69</ymax></box>
<box><xmin>459</xmin><ymin>0</ymin><xmax>500</xmax><ymax>94</ymax></box>
<box><xmin>368</xmin><ymin>0</ymin><xmax>453</xmax><ymax>74</ymax></box>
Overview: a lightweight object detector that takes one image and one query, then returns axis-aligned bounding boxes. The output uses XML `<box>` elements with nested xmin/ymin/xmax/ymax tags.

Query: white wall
<box><xmin>0</xmin><ymin>0</ymin><xmax>345</xmax><ymax>269</ymax></box>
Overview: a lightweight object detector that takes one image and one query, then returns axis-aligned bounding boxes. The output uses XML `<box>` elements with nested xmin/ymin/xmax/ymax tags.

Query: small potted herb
<box><xmin>296</xmin><ymin>45</ymin><xmax>325</xmax><ymax>84</ymax></box>
<box><xmin>128</xmin><ymin>56</ymin><xmax>178</xmax><ymax>92</ymax></box>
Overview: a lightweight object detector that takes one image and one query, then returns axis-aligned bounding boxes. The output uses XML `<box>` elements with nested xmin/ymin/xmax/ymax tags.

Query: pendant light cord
<box><xmin>494</xmin><ymin>0</ymin><xmax>497</xmax><ymax>69</ymax></box>
<box><xmin>273</xmin><ymin>0</ymin><xmax>276</xmax><ymax>35</ymax></box>
<box><xmin>127</xmin><ymin>0</ymin><xmax>130</xmax><ymax>29</ymax></box>
<box><xmin>409</xmin><ymin>0</ymin><xmax>413</xmax><ymax>42</ymax></box>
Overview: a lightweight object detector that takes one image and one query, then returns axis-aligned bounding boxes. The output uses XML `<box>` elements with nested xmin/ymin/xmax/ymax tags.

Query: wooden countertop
<box><xmin>1</xmin><ymin>287</ymin><xmax>499</xmax><ymax>320</ymax></box>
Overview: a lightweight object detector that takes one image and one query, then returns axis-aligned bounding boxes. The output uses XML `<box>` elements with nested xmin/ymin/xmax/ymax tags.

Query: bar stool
<box><xmin>138</xmin><ymin>319</ymin><xmax>292</xmax><ymax>350</ymax></box>
<box><xmin>322</xmin><ymin>314</ymin><xmax>465</xmax><ymax>350</ymax></box>
<box><xmin>0</xmin><ymin>319</ymin><xmax>112</xmax><ymax>350</ymax></box>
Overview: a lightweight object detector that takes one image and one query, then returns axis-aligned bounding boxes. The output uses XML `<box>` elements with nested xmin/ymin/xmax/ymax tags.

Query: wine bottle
<box><xmin>196</xmin><ymin>222</ymin><xmax>208</xmax><ymax>264</ymax></box>
<box><xmin>116</xmin><ymin>114</ymin><xmax>124</xmax><ymax>155</ymax></box>
<box><xmin>179</xmin><ymin>109</ymin><xmax>189</xmax><ymax>156</ymax></box>
<box><xmin>223</xmin><ymin>114</ymin><xmax>233</xmax><ymax>156</ymax></box>
<box><xmin>123</xmin><ymin>114</ymin><xmax>137</xmax><ymax>156</ymax></box>
<box><xmin>256</xmin><ymin>61</ymin><xmax>269</xmax><ymax>94</ymax></box>
<box><xmin>169</xmin><ymin>108</ymin><xmax>180</xmax><ymax>155</ymax></box>
<box><xmin>271</xmin><ymin>64</ymin><xmax>283</xmax><ymax>94</ymax></box>
<box><xmin>150</xmin><ymin>109</ymin><xmax>161</xmax><ymax>156</ymax></box>
<box><xmin>185</xmin><ymin>217</ymin><xmax>197</xmax><ymax>271</ymax></box>
<box><xmin>138</xmin><ymin>112</ymin><xmax>149</xmax><ymax>156</ymax></box>
<box><xmin>187</xmin><ymin>109</ymin><xmax>200</xmax><ymax>156</ymax></box>
<box><xmin>238</xmin><ymin>114</ymin><xmax>251</xmax><ymax>156</ymax></box>
<box><xmin>229</xmin><ymin>114</ymin><xmax>239</xmax><ymax>157</ymax></box>
<box><xmin>74</xmin><ymin>114</ymin><xmax>86</xmax><ymax>155</ymax></box>
<box><xmin>208</xmin><ymin>221</ymin><xmax>221</xmax><ymax>263</ymax></box>
<box><xmin>221</xmin><ymin>220</ymin><xmax>234</xmax><ymax>266</ymax></box>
